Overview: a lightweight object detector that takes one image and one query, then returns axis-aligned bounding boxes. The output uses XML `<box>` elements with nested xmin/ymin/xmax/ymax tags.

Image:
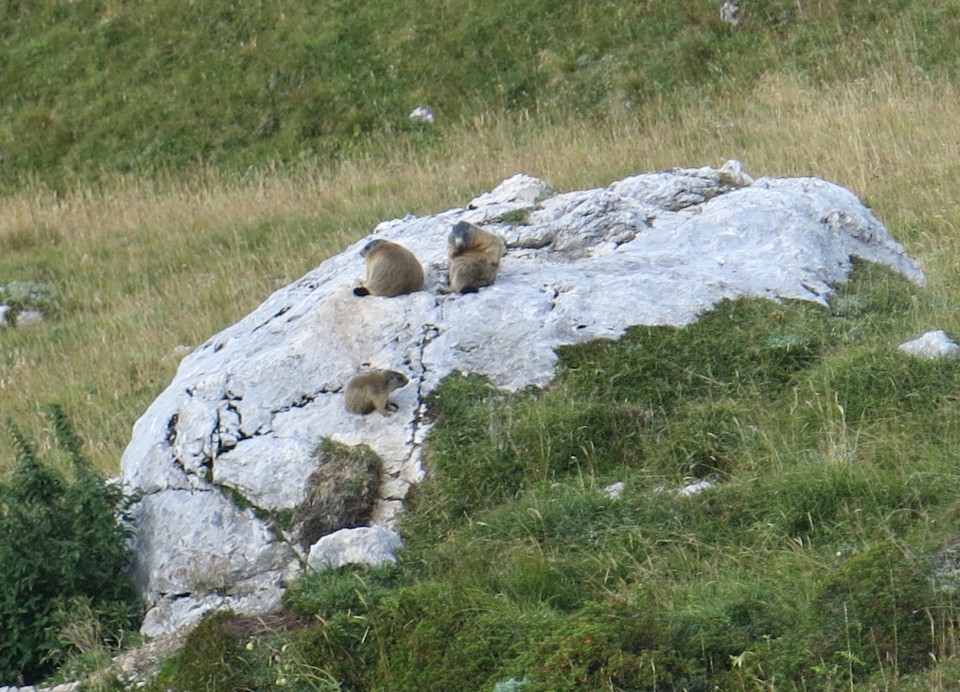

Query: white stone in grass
<box><xmin>120</xmin><ymin>160</ymin><xmax>926</xmax><ymax>636</ymax></box>
<box><xmin>409</xmin><ymin>105</ymin><xmax>436</xmax><ymax>124</ymax></box>
<box><xmin>0</xmin><ymin>305</ymin><xmax>44</xmax><ymax>327</ymax></box>
<box><xmin>898</xmin><ymin>330</ymin><xmax>960</xmax><ymax>360</ymax></box>
<box><xmin>720</xmin><ymin>1</ymin><xmax>743</xmax><ymax>26</ymax></box>
<box><xmin>307</xmin><ymin>525</ymin><xmax>403</xmax><ymax>571</ymax></box>
<box><xmin>672</xmin><ymin>478</ymin><xmax>718</xmax><ymax>497</ymax></box>
<box><xmin>604</xmin><ymin>481</ymin><xmax>626</xmax><ymax>499</ymax></box>
<box><xmin>15</xmin><ymin>309</ymin><xmax>44</xmax><ymax>326</ymax></box>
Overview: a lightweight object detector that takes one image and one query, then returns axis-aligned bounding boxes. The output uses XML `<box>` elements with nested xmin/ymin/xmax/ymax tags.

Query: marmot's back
<box><xmin>354</xmin><ymin>239</ymin><xmax>424</xmax><ymax>297</ymax></box>
<box><xmin>344</xmin><ymin>369</ymin><xmax>409</xmax><ymax>415</ymax></box>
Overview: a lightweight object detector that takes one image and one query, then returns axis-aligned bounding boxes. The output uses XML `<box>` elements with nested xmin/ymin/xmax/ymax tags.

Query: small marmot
<box><xmin>344</xmin><ymin>369</ymin><xmax>409</xmax><ymax>415</ymax></box>
<box><xmin>353</xmin><ymin>239</ymin><xmax>425</xmax><ymax>297</ymax></box>
<box><xmin>444</xmin><ymin>221</ymin><xmax>506</xmax><ymax>294</ymax></box>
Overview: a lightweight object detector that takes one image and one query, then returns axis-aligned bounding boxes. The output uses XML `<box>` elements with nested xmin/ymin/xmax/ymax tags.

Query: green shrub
<box><xmin>147</xmin><ymin>609</ymin><xmax>340</xmax><ymax>692</ymax></box>
<box><xmin>556</xmin><ymin>295</ymin><xmax>831</xmax><ymax>413</ymax></box>
<box><xmin>369</xmin><ymin>584</ymin><xmax>539</xmax><ymax>691</ymax></box>
<box><xmin>283</xmin><ymin>566</ymin><xmax>401</xmax><ymax>689</ymax></box>
<box><xmin>0</xmin><ymin>405</ymin><xmax>141</xmax><ymax>685</ymax></box>
<box><xmin>284</xmin><ymin>564</ymin><xmax>399</xmax><ymax>621</ymax></box>
<box><xmin>510</xmin><ymin>600</ymin><xmax>678</xmax><ymax>691</ymax></box>
<box><xmin>162</xmin><ymin>611</ymin><xmax>245</xmax><ymax>692</ymax></box>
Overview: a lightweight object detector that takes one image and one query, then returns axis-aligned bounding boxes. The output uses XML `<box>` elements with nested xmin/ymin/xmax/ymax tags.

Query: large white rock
<box><xmin>120</xmin><ymin>161</ymin><xmax>925</xmax><ymax>636</ymax></box>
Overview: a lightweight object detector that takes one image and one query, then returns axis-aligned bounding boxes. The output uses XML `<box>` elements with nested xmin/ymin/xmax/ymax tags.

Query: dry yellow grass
<box><xmin>2</xmin><ymin>66</ymin><xmax>958</xmax><ymax>476</ymax></box>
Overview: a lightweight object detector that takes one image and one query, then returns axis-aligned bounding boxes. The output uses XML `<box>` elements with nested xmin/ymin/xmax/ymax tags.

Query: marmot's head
<box><xmin>360</xmin><ymin>238</ymin><xmax>388</xmax><ymax>257</ymax></box>
<box><xmin>385</xmin><ymin>370</ymin><xmax>409</xmax><ymax>389</ymax></box>
<box><xmin>448</xmin><ymin>221</ymin><xmax>477</xmax><ymax>252</ymax></box>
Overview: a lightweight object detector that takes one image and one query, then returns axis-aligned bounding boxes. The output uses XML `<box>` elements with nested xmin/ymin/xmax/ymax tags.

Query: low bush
<box><xmin>0</xmin><ymin>405</ymin><xmax>141</xmax><ymax>685</ymax></box>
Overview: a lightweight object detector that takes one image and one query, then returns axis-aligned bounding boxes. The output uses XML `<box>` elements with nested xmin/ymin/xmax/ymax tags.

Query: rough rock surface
<box><xmin>307</xmin><ymin>525</ymin><xmax>404</xmax><ymax>571</ymax></box>
<box><xmin>119</xmin><ymin>160</ymin><xmax>925</xmax><ymax>636</ymax></box>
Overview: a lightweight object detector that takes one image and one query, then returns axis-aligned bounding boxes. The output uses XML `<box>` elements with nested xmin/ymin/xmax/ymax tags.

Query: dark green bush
<box><xmin>509</xmin><ymin>600</ymin><xmax>683</xmax><ymax>691</ymax></box>
<box><xmin>0</xmin><ymin>405</ymin><xmax>141</xmax><ymax>685</ymax></box>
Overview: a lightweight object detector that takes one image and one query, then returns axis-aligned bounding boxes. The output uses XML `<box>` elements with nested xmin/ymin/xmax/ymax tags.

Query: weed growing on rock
<box><xmin>294</xmin><ymin>439</ymin><xmax>382</xmax><ymax>548</ymax></box>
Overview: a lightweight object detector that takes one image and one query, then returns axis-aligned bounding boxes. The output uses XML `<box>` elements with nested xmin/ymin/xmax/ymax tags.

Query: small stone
<box><xmin>898</xmin><ymin>330</ymin><xmax>960</xmax><ymax>360</ymax></box>
<box><xmin>15</xmin><ymin>309</ymin><xmax>44</xmax><ymax>326</ymax></box>
<box><xmin>720</xmin><ymin>1</ymin><xmax>742</xmax><ymax>26</ymax></box>
<box><xmin>409</xmin><ymin>105</ymin><xmax>435</xmax><ymax>124</ymax></box>
<box><xmin>307</xmin><ymin>525</ymin><xmax>402</xmax><ymax>571</ymax></box>
<box><xmin>672</xmin><ymin>477</ymin><xmax>718</xmax><ymax>497</ymax></box>
<box><xmin>603</xmin><ymin>481</ymin><xmax>625</xmax><ymax>499</ymax></box>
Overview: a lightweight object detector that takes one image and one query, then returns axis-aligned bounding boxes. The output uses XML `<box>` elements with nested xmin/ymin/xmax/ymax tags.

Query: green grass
<box><xmin>135</xmin><ymin>266</ymin><xmax>960</xmax><ymax>690</ymax></box>
<box><xmin>3</xmin><ymin>1</ymin><xmax>960</xmax><ymax>191</ymax></box>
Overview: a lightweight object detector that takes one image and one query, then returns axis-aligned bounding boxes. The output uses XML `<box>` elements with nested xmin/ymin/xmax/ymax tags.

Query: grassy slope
<box><xmin>4</xmin><ymin>0</ymin><xmax>960</xmax><ymax>689</ymax></box>
<box><xmin>2</xmin><ymin>0</ymin><xmax>959</xmax><ymax>189</ymax></box>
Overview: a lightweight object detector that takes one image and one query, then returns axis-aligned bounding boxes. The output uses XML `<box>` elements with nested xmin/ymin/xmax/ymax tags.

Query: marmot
<box><xmin>344</xmin><ymin>369</ymin><xmax>409</xmax><ymax>415</ymax></box>
<box><xmin>353</xmin><ymin>239</ymin><xmax>425</xmax><ymax>297</ymax></box>
<box><xmin>444</xmin><ymin>221</ymin><xmax>505</xmax><ymax>294</ymax></box>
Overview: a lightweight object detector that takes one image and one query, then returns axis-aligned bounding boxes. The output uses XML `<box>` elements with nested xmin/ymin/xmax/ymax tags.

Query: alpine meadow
<box><xmin>4</xmin><ymin>1</ymin><xmax>960</xmax><ymax>689</ymax></box>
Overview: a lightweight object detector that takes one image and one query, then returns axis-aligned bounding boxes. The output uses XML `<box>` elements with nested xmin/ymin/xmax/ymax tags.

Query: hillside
<box><xmin>2</xmin><ymin>1</ymin><xmax>959</xmax><ymax>190</ymax></box>
<box><xmin>3</xmin><ymin>0</ymin><xmax>960</xmax><ymax>689</ymax></box>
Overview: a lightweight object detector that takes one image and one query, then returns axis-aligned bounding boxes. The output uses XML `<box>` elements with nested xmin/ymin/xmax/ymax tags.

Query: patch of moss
<box><xmin>293</xmin><ymin>438</ymin><xmax>382</xmax><ymax>548</ymax></box>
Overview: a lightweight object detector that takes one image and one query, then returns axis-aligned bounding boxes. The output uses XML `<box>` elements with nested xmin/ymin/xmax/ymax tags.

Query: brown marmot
<box><xmin>444</xmin><ymin>221</ymin><xmax>505</xmax><ymax>294</ymax></box>
<box><xmin>344</xmin><ymin>369</ymin><xmax>409</xmax><ymax>415</ymax></box>
<box><xmin>353</xmin><ymin>239</ymin><xmax>425</xmax><ymax>297</ymax></box>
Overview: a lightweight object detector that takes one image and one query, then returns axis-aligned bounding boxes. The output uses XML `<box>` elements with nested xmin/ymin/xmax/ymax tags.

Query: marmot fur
<box><xmin>353</xmin><ymin>239</ymin><xmax>424</xmax><ymax>297</ymax></box>
<box><xmin>444</xmin><ymin>221</ymin><xmax>505</xmax><ymax>294</ymax></box>
<box><xmin>344</xmin><ymin>369</ymin><xmax>409</xmax><ymax>415</ymax></box>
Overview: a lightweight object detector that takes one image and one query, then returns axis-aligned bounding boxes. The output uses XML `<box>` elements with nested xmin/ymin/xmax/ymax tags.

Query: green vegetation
<box><xmin>139</xmin><ymin>267</ymin><xmax>960</xmax><ymax>689</ymax></box>
<box><xmin>4</xmin><ymin>0</ymin><xmax>960</xmax><ymax>687</ymax></box>
<box><xmin>2</xmin><ymin>1</ymin><xmax>960</xmax><ymax>191</ymax></box>
<box><xmin>0</xmin><ymin>280</ymin><xmax>57</xmax><ymax>314</ymax></box>
<box><xmin>0</xmin><ymin>406</ymin><xmax>141</xmax><ymax>685</ymax></box>
<box><xmin>295</xmin><ymin>439</ymin><xmax>383</xmax><ymax>547</ymax></box>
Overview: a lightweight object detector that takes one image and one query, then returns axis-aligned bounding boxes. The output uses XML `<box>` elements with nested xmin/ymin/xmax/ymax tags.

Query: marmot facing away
<box><xmin>353</xmin><ymin>239</ymin><xmax>425</xmax><ymax>297</ymax></box>
<box><xmin>344</xmin><ymin>369</ymin><xmax>409</xmax><ymax>415</ymax></box>
<box><xmin>444</xmin><ymin>221</ymin><xmax>506</xmax><ymax>294</ymax></box>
